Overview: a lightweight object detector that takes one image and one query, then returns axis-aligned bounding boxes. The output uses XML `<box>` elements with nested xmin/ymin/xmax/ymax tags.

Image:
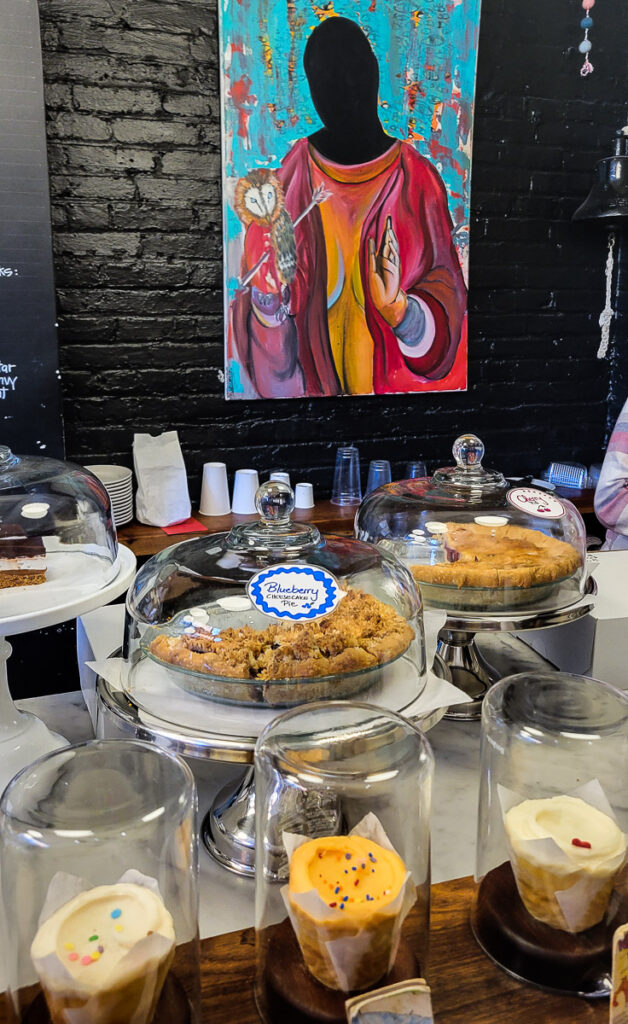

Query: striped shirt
<box><xmin>594</xmin><ymin>398</ymin><xmax>628</xmax><ymax>550</ymax></box>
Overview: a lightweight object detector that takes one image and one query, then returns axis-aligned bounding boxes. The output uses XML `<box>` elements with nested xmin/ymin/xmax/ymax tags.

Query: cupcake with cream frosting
<box><xmin>31</xmin><ymin>881</ymin><xmax>175</xmax><ymax>1024</ymax></box>
<box><xmin>287</xmin><ymin>834</ymin><xmax>410</xmax><ymax>991</ymax></box>
<box><xmin>504</xmin><ymin>795</ymin><xmax>627</xmax><ymax>932</ymax></box>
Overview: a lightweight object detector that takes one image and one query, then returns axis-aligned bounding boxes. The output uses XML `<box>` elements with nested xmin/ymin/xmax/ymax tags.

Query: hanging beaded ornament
<box><xmin>578</xmin><ymin>0</ymin><xmax>595</xmax><ymax>76</ymax></box>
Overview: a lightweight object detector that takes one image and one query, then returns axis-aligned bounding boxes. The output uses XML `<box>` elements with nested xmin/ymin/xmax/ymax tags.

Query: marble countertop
<box><xmin>17</xmin><ymin>687</ymin><xmax>482</xmax><ymax>942</ymax></box>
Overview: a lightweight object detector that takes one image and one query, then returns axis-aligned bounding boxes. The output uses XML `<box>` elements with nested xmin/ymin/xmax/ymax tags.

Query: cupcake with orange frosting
<box><xmin>286</xmin><ymin>834</ymin><xmax>411</xmax><ymax>991</ymax></box>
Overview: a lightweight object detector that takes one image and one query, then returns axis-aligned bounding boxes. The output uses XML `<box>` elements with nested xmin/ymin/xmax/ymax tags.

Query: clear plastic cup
<box><xmin>405</xmin><ymin>460</ymin><xmax>427</xmax><ymax>479</ymax></box>
<box><xmin>366</xmin><ymin>459</ymin><xmax>392</xmax><ymax>495</ymax></box>
<box><xmin>331</xmin><ymin>447</ymin><xmax>362</xmax><ymax>506</ymax></box>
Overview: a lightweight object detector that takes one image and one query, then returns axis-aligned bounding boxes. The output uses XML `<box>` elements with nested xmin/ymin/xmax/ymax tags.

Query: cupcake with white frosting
<box><xmin>504</xmin><ymin>795</ymin><xmax>627</xmax><ymax>932</ymax></box>
<box><xmin>30</xmin><ymin>881</ymin><xmax>175</xmax><ymax>1024</ymax></box>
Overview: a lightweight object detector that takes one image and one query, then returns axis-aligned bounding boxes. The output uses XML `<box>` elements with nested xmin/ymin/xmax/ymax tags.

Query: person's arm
<box><xmin>594</xmin><ymin>399</ymin><xmax>628</xmax><ymax>534</ymax></box>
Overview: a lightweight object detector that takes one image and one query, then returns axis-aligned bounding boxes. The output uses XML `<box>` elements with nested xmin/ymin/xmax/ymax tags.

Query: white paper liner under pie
<box><xmin>31</xmin><ymin>869</ymin><xmax>175</xmax><ymax>1024</ymax></box>
<box><xmin>497</xmin><ymin>779</ymin><xmax>627</xmax><ymax>933</ymax></box>
<box><xmin>280</xmin><ymin>813</ymin><xmax>417</xmax><ymax>992</ymax></box>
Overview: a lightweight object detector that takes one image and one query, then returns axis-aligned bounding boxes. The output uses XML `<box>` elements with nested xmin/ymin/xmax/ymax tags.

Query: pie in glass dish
<box><xmin>410</xmin><ymin>521</ymin><xmax>581</xmax><ymax>590</ymax></box>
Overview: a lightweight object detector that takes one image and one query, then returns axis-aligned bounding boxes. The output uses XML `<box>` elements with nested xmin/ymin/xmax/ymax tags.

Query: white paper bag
<box><xmin>133</xmin><ymin>431</ymin><xmax>191</xmax><ymax>527</ymax></box>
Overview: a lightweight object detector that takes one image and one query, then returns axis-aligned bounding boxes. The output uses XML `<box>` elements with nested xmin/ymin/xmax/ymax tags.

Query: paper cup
<box><xmin>232</xmin><ymin>469</ymin><xmax>259</xmax><ymax>514</ymax></box>
<box><xmin>199</xmin><ymin>462</ymin><xmax>230</xmax><ymax>516</ymax></box>
<box><xmin>294</xmin><ymin>482</ymin><xmax>314</xmax><ymax>509</ymax></box>
<box><xmin>270</xmin><ymin>471</ymin><xmax>291</xmax><ymax>486</ymax></box>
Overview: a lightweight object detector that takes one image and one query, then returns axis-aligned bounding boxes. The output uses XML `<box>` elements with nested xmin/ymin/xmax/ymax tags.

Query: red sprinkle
<box><xmin>329</xmin><ymin>902</ymin><xmax>337</xmax><ymax>908</ymax></box>
<box><xmin>571</xmin><ymin>838</ymin><xmax>592</xmax><ymax>849</ymax></box>
<box><xmin>354</xmin><ymin>878</ymin><xmax>359</xmax><ymax>886</ymax></box>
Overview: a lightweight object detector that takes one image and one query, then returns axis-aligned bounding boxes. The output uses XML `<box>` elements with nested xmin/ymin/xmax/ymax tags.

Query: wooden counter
<box><xmin>203</xmin><ymin>874</ymin><xmax>605</xmax><ymax>1023</ymax></box>
<box><xmin>3</xmin><ymin>876</ymin><xmax>606</xmax><ymax>1023</ymax></box>
<box><xmin>117</xmin><ymin>488</ymin><xmax>597</xmax><ymax>559</ymax></box>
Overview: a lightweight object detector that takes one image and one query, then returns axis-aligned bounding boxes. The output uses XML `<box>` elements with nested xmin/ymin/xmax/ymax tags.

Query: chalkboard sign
<box><xmin>0</xmin><ymin>0</ymin><xmax>64</xmax><ymax>458</ymax></box>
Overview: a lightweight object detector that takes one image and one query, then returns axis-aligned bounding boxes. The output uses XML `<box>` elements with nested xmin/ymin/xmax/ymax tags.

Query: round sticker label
<box><xmin>507</xmin><ymin>487</ymin><xmax>565</xmax><ymax>519</ymax></box>
<box><xmin>247</xmin><ymin>564</ymin><xmax>343</xmax><ymax>621</ymax></box>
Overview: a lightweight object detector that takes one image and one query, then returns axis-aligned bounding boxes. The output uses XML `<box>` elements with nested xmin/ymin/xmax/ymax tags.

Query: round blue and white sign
<box><xmin>247</xmin><ymin>564</ymin><xmax>343</xmax><ymax>621</ymax></box>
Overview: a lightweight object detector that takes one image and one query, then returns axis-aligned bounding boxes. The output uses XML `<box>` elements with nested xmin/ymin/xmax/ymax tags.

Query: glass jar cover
<box><xmin>356</xmin><ymin>434</ymin><xmax>587</xmax><ymax>615</ymax></box>
<box><xmin>472</xmin><ymin>671</ymin><xmax>628</xmax><ymax>996</ymax></box>
<box><xmin>0</xmin><ymin>446</ymin><xmax>119</xmax><ymax>613</ymax></box>
<box><xmin>0</xmin><ymin>739</ymin><xmax>200</xmax><ymax>1024</ymax></box>
<box><xmin>254</xmin><ymin>700</ymin><xmax>433</xmax><ymax>1024</ymax></box>
<box><xmin>124</xmin><ymin>482</ymin><xmax>426</xmax><ymax>716</ymax></box>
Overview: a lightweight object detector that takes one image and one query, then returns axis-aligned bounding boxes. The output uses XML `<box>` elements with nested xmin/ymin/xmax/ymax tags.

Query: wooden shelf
<box><xmin>117</xmin><ymin>500</ymin><xmax>357</xmax><ymax>557</ymax></box>
<box><xmin>118</xmin><ymin>489</ymin><xmax>597</xmax><ymax>559</ymax></box>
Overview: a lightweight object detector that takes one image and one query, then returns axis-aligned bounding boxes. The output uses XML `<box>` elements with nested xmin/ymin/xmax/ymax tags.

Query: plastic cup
<box><xmin>231</xmin><ymin>469</ymin><xmax>260</xmax><ymax>514</ymax></box>
<box><xmin>294</xmin><ymin>482</ymin><xmax>314</xmax><ymax>509</ymax></box>
<box><xmin>331</xmin><ymin>447</ymin><xmax>362</xmax><ymax>506</ymax></box>
<box><xmin>199</xmin><ymin>462</ymin><xmax>230</xmax><ymax>516</ymax></box>
<box><xmin>366</xmin><ymin>459</ymin><xmax>392</xmax><ymax>495</ymax></box>
<box><xmin>405</xmin><ymin>460</ymin><xmax>427</xmax><ymax>479</ymax></box>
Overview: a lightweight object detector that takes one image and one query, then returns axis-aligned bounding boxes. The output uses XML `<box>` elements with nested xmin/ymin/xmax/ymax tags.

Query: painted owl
<box><xmin>233</xmin><ymin>168</ymin><xmax>297</xmax><ymax>286</ymax></box>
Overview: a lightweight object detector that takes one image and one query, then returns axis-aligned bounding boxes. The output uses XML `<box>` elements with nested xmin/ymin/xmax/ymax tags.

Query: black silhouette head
<box><xmin>304</xmin><ymin>17</ymin><xmax>392</xmax><ymax>165</ymax></box>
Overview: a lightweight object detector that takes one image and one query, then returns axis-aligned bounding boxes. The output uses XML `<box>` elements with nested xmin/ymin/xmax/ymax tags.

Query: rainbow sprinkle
<box><xmin>81</xmin><ymin>955</ymin><xmax>93</xmax><ymax>966</ymax></box>
<box><xmin>110</xmin><ymin>908</ymin><xmax>122</xmax><ymax>919</ymax></box>
<box><xmin>68</xmin><ymin>952</ymin><xmax>79</xmax><ymax>962</ymax></box>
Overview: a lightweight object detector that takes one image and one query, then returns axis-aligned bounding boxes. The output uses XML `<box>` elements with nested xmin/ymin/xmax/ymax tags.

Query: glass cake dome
<box><xmin>356</xmin><ymin>434</ymin><xmax>587</xmax><ymax>615</ymax></box>
<box><xmin>0</xmin><ymin>445</ymin><xmax>119</xmax><ymax>614</ymax></box>
<box><xmin>124</xmin><ymin>481</ymin><xmax>426</xmax><ymax>713</ymax></box>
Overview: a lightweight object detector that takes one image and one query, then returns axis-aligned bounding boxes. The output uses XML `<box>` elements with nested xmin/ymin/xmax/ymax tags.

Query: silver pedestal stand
<box><xmin>435</xmin><ymin>580</ymin><xmax>596</xmax><ymax>720</ymax></box>
<box><xmin>95</xmin><ymin>657</ymin><xmax>450</xmax><ymax>878</ymax></box>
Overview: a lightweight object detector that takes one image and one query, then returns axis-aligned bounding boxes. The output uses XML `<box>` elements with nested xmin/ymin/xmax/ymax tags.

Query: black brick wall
<box><xmin>8</xmin><ymin>0</ymin><xmax>627</xmax><ymax>701</ymax></box>
<box><xmin>37</xmin><ymin>0</ymin><xmax>627</xmax><ymax>498</ymax></box>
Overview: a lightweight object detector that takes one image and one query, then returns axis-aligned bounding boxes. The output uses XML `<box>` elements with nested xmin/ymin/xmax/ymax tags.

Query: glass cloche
<box><xmin>0</xmin><ymin>445</ymin><xmax>119</xmax><ymax>613</ymax></box>
<box><xmin>356</xmin><ymin>434</ymin><xmax>587</xmax><ymax>614</ymax></box>
<box><xmin>124</xmin><ymin>482</ymin><xmax>426</xmax><ymax>712</ymax></box>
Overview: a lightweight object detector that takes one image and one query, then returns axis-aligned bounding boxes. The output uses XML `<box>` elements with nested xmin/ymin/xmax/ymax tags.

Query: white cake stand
<box><xmin>0</xmin><ymin>544</ymin><xmax>136</xmax><ymax>795</ymax></box>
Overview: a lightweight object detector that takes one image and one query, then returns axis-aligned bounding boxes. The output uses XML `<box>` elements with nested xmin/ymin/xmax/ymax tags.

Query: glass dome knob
<box><xmin>255</xmin><ymin>480</ymin><xmax>295</xmax><ymax>524</ymax></box>
<box><xmin>0</xmin><ymin>445</ymin><xmax>18</xmax><ymax>468</ymax></box>
<box><xmin>453</xmin><ymin>434</ymin><xmax>485</xmax><ymax>469</ymax></box>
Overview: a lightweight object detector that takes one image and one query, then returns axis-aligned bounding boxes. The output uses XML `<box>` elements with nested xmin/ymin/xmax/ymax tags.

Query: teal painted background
<box><xmin>221</xmin><ymin>0</ymin><xmax>481</xmax><ymax>397</ymax></box>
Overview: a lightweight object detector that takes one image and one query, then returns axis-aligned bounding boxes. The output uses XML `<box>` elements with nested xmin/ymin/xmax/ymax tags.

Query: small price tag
<box><xmin>507</xmin><ymin>487</ymin><xmax>565</xmax><ymax>519</ymax></box>
<box><xmin>611</xmin><ymin>922</ymin><xmax>628</xmax><ymax>1023</ymax></box>
<box><xmin>247</xmin><ymin>563</ymin><xmax>343</xmax><ymax>622</ymax></box>
<box><xmin>345</xmin><ymin>978</ymin><xmax>433</xmax><ymax>1023</ymax></box>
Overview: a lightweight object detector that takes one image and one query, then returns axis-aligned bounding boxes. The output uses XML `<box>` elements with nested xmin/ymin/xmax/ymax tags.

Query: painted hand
<box><xmin>367</xmin><ymin>216</ymin><xmax>408</xmax><ymax>327</ymax></box>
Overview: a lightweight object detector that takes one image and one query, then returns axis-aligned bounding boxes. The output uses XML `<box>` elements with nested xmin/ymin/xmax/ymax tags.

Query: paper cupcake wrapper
<box><xmin>281</xmin><ymin>812</ymin><xmax>417</xmax><ymax>992</ymax></box>
<box><xmin>498</xmin><ymin>779</ymin><xmax>626</xmax><ymax>933</ymax></box>
<box><xmin>32</xmin><ymin>870</ymin><xmax>175</xmax><ymax>1024</ymax></box>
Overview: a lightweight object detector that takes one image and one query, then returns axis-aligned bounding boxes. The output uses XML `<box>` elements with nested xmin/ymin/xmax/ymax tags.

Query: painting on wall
<box><xmin>221</xmin><ymin>0</ymin><xmax>481</xmax><ymax>400</ymax></box>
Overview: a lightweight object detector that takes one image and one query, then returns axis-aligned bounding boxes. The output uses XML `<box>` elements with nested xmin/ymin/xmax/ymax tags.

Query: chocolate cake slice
<box><xmin>0</xmin><ymin>524</ymin><xmax>47</xmax><ymax>588</ymax></box>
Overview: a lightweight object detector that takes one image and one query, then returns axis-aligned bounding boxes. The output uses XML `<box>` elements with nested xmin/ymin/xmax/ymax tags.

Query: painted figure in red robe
<box><xmin>229</xmin><ymin>17</ymin><xmax>467</xmax><ymax>399</ymax></box>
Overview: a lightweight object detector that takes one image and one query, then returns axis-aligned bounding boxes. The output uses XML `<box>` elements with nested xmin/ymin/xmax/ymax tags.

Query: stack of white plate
<box><xmin>85</xmin><ymin>464</ymin><xmax>133</xmax><ymax>527</ymax></box>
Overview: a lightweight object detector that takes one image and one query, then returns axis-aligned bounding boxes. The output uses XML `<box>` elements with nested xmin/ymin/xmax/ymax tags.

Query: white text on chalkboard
<box><xmin>0</xmin><ymin>362</ymin><xmax>17</xmax><ymax>399</ymax></box>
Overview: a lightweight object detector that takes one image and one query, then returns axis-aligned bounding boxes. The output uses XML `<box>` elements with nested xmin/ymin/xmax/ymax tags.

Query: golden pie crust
<box><xmin>410</xmin><ymin>521</ymin><xmax>581</xmax><ymax>590</ymax></box>
<box><xmin>149</xmin><ymin>589</ymin><xmax>414</xmax><ymax>680</ymax></box>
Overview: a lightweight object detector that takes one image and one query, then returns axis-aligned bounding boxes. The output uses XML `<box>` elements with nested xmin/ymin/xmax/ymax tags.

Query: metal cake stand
<box><xmin>435</xmin><ymin>577</ymin><xmax>596</xmax><ymax>720</ymax></box>
<box><xmin>95</xmin><ymin>654</ymin><xmax>450</xmax><ymax>878</ymax></box>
